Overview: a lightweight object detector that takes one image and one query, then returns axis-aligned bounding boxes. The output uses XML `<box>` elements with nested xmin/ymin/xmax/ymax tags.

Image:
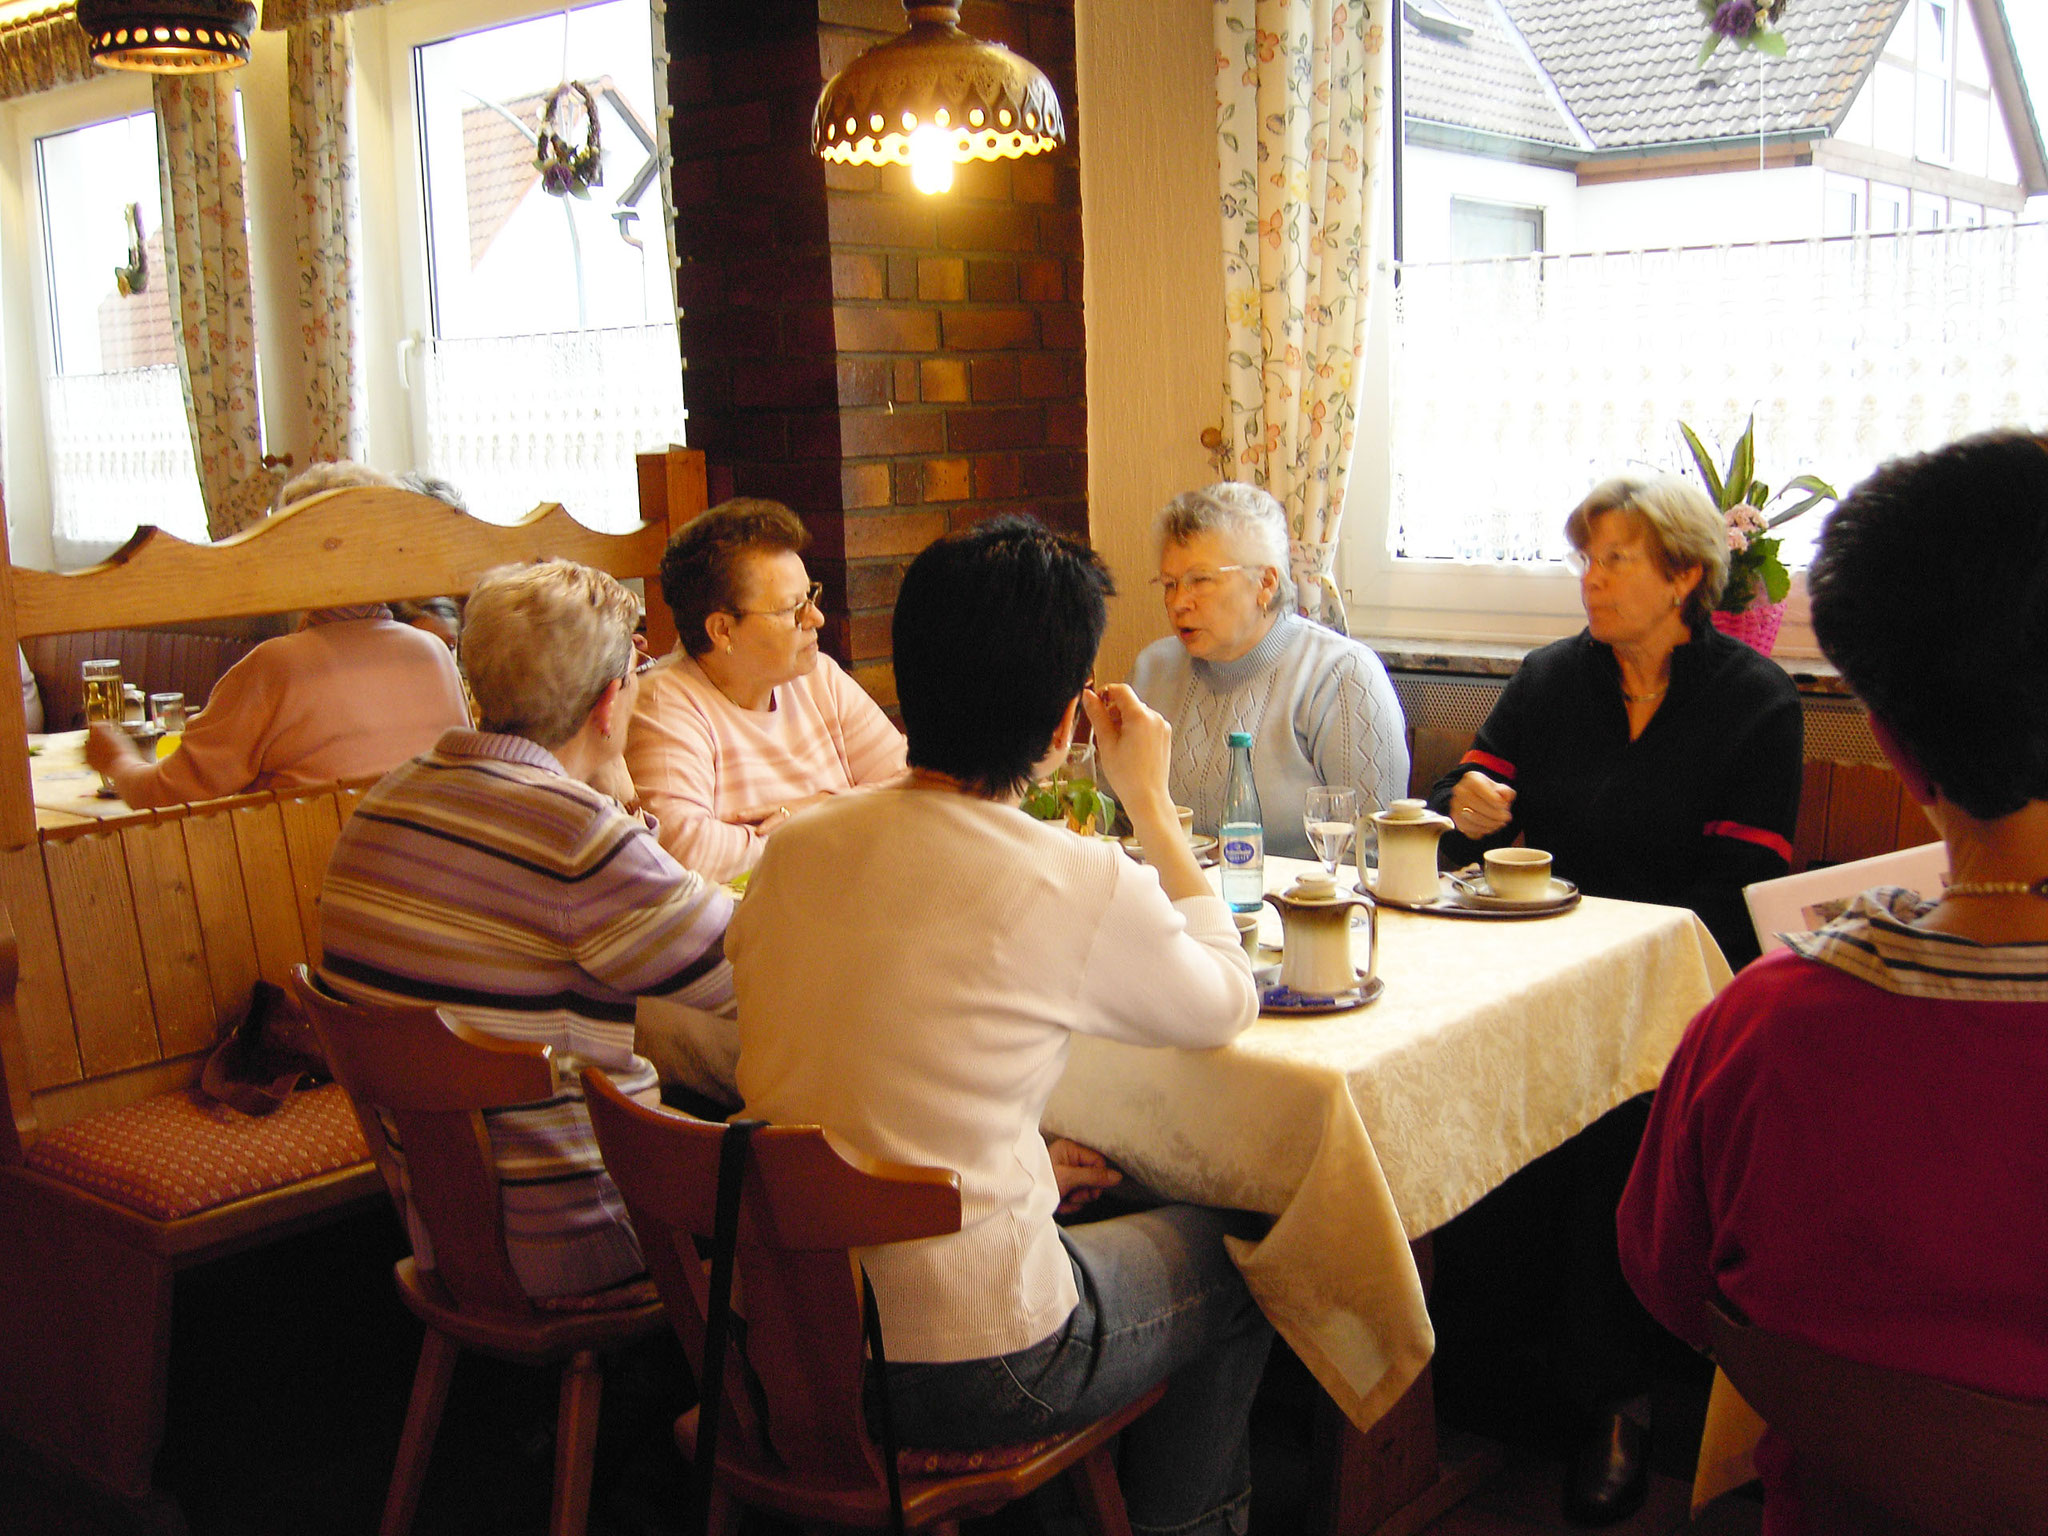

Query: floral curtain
<box><xmin>289</xmin><ymin>13</ymin><xmax>363</xmax><ymax>463</ymax></box>
<box><xmin>260</xmin><ymin>0</ymin><xmax>389</xmax><ymax>28</ymax></box>
<box><xmin>1214</xmin><ymin>0</ymin><xmax>1391</xmax><ymax>626</ymax></box>
<box><xmin>154</xmin><ymin>72</ymin><xmax>264</xmax><ymax>538</ymax></box>
<box><xmin>0</xmin><ymin>6</ymin><xmax>94</xmax><ymax>102</ymax></box>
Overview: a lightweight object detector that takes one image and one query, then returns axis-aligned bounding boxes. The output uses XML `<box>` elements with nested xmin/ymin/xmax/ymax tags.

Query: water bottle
<box><xmin>1220</xmin><ymin>731</ymin><xmax>1264</xmax><ymax>911</ymax></box>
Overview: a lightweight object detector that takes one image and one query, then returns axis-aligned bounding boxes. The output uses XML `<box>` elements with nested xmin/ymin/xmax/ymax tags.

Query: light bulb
<box><xmin>908</xmin><ymin>124</ymin><xmax>955</xmax><ymax>195</ymax></box>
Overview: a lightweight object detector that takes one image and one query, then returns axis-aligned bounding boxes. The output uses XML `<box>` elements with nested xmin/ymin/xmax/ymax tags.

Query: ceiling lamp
<box><xmin>74</xmin><ymin>0</ymin><xmax>256</xmax><ymax>72</ymax></box>
<box><xmin>812</xmin><ymin>1</ymin><xmax>1065</xmax><ymax>196</ymax></box>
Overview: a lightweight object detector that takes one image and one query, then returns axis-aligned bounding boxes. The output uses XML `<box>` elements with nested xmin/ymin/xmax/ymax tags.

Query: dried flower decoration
<box><xmin>535</xmin><ymin>80</ymin><xmax>603</xmax><ymax>198</ymax></box>
<box><xmin>1698</xmin><ymin>0</ymin><xmax>1789</xmax><ymax>65</ymax></box>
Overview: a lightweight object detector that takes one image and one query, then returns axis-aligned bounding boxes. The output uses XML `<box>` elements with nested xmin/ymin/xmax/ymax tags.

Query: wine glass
<box><xmin>1304</xmin><ymin>787</ymin><xmax>1359</xmax><ymax>879</ymax></box>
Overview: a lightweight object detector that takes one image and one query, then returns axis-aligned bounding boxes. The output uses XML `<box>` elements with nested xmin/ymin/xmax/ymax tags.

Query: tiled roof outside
<box><xmin>1403</xmin><ymin>0</ymin><xmax>1583</xmax><ymax>148</ymax></box>
<box><xmin>1502</xmin><ymin>0</ymin><xmax>1901</xmax><ymax>149</ymax></box>
<box><xmin>461</xmin><ymin>90</ymin><xmax>548</xmax><ymax>269</ymax></box>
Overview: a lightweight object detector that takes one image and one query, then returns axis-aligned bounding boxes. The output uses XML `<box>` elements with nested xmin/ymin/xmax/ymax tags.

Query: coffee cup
<box><xmin>1232</xmin><ymin>910</ymin><xmax>1262</xmax><ymax>958</ymax></box>
<box><xmin>1483</xmin><ymin>847</ymin><xmax>1553</xmax><ymax>901</ymax></box>
<box><xmin>1175</xmin><ymin>804</ymin><xmax>1196</xmax><ymax>839</ymax></box>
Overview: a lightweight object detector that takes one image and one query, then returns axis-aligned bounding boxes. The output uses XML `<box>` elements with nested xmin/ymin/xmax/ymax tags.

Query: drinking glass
<box><xmin>149</xmin><ymin>692</ymin><xmax>187</xmax><ymax>759</ymax></box>
<box><xmin>1304</xmin><ymin>786</ymin><xmax>1358</xmax><ymax>879</ymax></box>
<box><xmin>1353</xmin><ymin>794</ymin><xmax>1382</xmax><ymax>872</ymax></box>
<box><xmin>1056</xmin><ymin>741</ymin><xmax>1117</xmax><ymax>836</ymax></box>
<box><xmin>81</xmin><ymin>659</ymin><xmax>124</xmax><ymax>727</ymax></box>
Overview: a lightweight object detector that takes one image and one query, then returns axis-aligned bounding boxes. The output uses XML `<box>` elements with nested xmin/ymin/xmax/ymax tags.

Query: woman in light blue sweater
<box><xmin>1124</xmin><ymin>483</ymin><xmax>1408</xmax><ymax>858</ymax></box>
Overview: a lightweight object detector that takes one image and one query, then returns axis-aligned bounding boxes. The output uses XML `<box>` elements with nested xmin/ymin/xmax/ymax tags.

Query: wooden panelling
<box><xmin>1406</xmin><ymin>728</ymin><xmax>1473</xmax><ymax>801</ymax></box>
<box><xmin>1823</xmin><ymin>763</ymin><xmax>1906</xmax><ymax>865</ymax></box>
<box><xmin>41</xmin><ymin>828</ymin><xmax>155</xmax><ymax>1078</ymax></box>
<box><xmin>180</xmin><ymin>807</ymin><xmax>261</xmax><ymax>1020</ymax></box>
<box><xmin>117</xmin><ymin>814</ymin><xmax>218</xmax><ymax>1059</ymax></box>
<box><xmin>1894</xmin><ymin>790</ymin><xmax>1938</xmax><ymax>851</ymax></box>
<box><xmin>227</xmin><ymin>801</ymin><xmax>306</xmax><ymax>985</ymax></box>
<box><xmin>0</xmin><ymin>844</ymin><xmax>79</xmax><ymax>1092</ymax></box>
<box><xmin>1793</xmin><ymin>760</ymin><xmax>1832</xmax><ymax>871</ymax></box>
<box><xmin>277</xmin><ymin>793</ymin><xmax>341</xmax><ymax>961</ymax></box>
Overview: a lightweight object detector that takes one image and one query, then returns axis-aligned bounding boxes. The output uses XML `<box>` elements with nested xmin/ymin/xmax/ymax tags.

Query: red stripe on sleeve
<box><xmin>1703</xmin><ymin>820</ymin><xmax>1794</xmax><ymax>863</ymax></box>
<box><xmin>1460</xmin><ymin>750</ymin><xmax>1516</xmax><ymax>781</ymax></box>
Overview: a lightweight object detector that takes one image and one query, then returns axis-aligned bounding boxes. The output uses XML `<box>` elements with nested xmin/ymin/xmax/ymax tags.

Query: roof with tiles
<box><xmin>1402</xmin><ymin>0</ymin><xmax>1584</xmax><ymax>148</ymax></box>
<box><xmin>1500</xmin><ymin>0</ymin><xmax>1903</xmax><ymax>148</ymax></box>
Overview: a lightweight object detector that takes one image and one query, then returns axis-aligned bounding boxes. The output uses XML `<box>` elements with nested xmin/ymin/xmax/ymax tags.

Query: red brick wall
<box><xmin>667</xmin><ymin>0</ymin><xmax>1085</xmax><ymax>706</ymax></box>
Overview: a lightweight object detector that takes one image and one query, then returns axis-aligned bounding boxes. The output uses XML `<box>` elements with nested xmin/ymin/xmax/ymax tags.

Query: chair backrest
<box><xmin>579</xmin><ymin>1068</ymin><xmax>961</xmax><ymax>1489</ymax></box>
<box><xmin>1706</xmin><ymin>1297</ymin><xmax>2048</xmax><ymax>1535</ymax></box>
<box><xmin>1742</xmin><ymin>840</ymin><xmax>1950</xmax><ymax>956</ymax></box>
<box><xmin>289</xmin><ymin>965</ymin><xmax>558</xmax><ymax>1317</ymax></box>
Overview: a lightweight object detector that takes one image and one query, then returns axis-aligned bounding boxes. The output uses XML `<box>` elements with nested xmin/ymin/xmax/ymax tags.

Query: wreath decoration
<box><xmin>535</xmin><ymin>81</ymin><xmax>603</xmax><ymax>198</ymax></box>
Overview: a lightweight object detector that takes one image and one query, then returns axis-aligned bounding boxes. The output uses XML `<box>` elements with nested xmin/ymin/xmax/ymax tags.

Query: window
<box><xmin>1915</xmin><ymin>0</ymin><xmax>1954</xmax><ymax>163</ymax></box>
<box><xmin>399</xmin><ymin>0</ymin><xmax>684</xmax><ymax>530</ymax></box>
<box><xmin>1352</xmin><ymin>0</ymin><xmax>2048</xmax><ymax>651</ymax></box>
<box><xmin>1449</xmin><ymin>198</ymin><xmax>1543</xmax><ymax>259</ymax></box>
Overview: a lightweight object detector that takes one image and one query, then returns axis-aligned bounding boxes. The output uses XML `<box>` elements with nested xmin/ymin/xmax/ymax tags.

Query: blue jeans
<box><xmin>875</xmin><ymin>1204</ymin><xmax>1274</xmax><ymax>1536</ymax></box>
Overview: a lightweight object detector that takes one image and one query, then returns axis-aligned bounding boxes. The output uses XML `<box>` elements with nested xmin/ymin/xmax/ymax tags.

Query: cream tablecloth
<box><xmin>1040</xmin><ymin>857</ymin><xmax>1732</xmax><ymax>1436</ymax></box>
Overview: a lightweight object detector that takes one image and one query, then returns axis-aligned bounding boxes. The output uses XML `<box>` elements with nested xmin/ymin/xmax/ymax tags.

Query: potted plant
<box><xmin>1678</xmin><ymin>415</ymin><xmax>1836</xmax><ymax>656</ymax></box>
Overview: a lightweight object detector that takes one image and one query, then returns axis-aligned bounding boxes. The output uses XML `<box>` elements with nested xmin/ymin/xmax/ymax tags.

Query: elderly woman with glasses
<box><xmin>625</xmin><ymin>498</ymin><xmax>906</xmax><ymax>882</ymax></box>
<box><xmin>1423</xmin><ymin>474</ymin><xmax>1802</xmax><ymax>1525</ymax></box>
<box><xmin>1126</xmin><ymin>482</ymin><xmax>1408</xmax><ymax>859</ymax></box>
<box><xmin>319</xmin><ymin>558</ymin><xmax>735</xmax><ymax>1299</ymax></box>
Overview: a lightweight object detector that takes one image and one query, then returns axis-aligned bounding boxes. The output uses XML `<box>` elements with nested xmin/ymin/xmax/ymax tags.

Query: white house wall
<box><xmin>1573</xmin><ymin>164</ymin><xmax>1825</xmax><ymax>250</ymax></box>
<box><xmin>1400</xmin><ymin>144</ymin><xmax>1578</xmax><ymax>262</ymax></box>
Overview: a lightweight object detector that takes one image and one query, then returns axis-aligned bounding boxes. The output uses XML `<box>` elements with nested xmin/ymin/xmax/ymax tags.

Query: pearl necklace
<box><xmin>1942</xmin><ymin>877</ymin><xmax>2048</xmax><ymax>900</ymax></box>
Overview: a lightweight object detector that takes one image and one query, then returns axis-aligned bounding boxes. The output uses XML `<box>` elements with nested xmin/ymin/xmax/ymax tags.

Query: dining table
<box><xmin>26</xmin><ymin>729</ymin><xmax>142</xmax><ymax>827</ymax></box>
<box><xmin>1040</xmin><ymin>854</ymin><xmax>1732</xmax><ymax>1534</ymax></box>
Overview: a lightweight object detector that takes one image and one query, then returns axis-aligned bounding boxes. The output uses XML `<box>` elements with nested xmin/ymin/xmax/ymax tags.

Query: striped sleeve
<box><xmin>566</xmin><ymin>806</ymin><xmax>736</xmax><ymax>1009</ymax></box>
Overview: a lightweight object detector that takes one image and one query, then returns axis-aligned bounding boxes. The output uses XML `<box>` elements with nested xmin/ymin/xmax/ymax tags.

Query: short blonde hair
<box><xmin>461</xmin><ymin>560</ymin><xmax>640</xmax><ymax>748</ymax></box>
<box><xmin>278</xmin><ymin>460</ymin><xmax>400</xmax><ymax>508</ymax></box>
<box><xmin>1566</xmin><ymin>474</ymin><xmax>1729</xmax><ymax>630</ymax></box>
<box><xmin>1153</xmin><ymin>481</ymin><xmax>1296</xmax><ymax>614</ymax></box>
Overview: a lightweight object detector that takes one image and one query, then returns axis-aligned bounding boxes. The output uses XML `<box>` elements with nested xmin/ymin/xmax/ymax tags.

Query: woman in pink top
<box><xmin>624</xmin><ymin>498</ymin><xmax>906</xmax><ymax>881</ymax></box>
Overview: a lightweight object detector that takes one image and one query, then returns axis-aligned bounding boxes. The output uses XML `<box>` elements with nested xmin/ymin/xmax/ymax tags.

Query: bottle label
<box><xmin>1220</xmin><ymin>828</ymin><xmax>1263</xmax><ymax>868</ymax></box>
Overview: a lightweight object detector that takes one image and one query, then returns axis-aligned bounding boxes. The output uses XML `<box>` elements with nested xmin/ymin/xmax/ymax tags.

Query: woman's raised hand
<box><xmin>1450</xmin><ymin>773</ymin><xmax>1517</xmax><ymax>837</ymax></box>
<box><xmin>1082</xmin><ymin>684</ymin><xmax>1172</xmax><ymax>815</ymax></box>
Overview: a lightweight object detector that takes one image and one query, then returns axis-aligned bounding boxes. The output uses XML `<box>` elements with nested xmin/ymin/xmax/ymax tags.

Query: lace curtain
<box><xmin>45</xmin><ymin>368</ymin><xmax>210</xmax><ymax>567</ymax></box>
<box><xmin>288</xmin><ymin>13</ymin><xmax>364</xmax><ymax>465</ymax></box>
<box><xmin>1214</xmin><ymin>0</ymin><xmax>1391</xmax><ymax>624</ymax></box>
<box><xmin>418</xmin><ymin>325</ymin><xmax>686</xmax><ymax>532</ymax></box>
<box><xmin>1391</xmin><ymin>223</ymin><xmax>2048</xmax><ymax>566</ymax></box>
<box><xmin>154</xmin><ymin>73</ymin><xmax>264</xmax><ymax>539</ymax></box>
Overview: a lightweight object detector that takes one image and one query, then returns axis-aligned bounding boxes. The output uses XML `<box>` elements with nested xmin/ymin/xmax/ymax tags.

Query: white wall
<box><xmin>1574</xmin><ymin>163</ymin><xmax>1824</xmax><ymax>248</ymax></box>
<box><xmin>1075</xmin><ymin>0</ymin><xmax>1221</xmax><ymax>685</ymax></box>
<box><xmin>1398</xmin><ymin>144</ymin><xmax>1576</xmax><ymax>262</ymax></box>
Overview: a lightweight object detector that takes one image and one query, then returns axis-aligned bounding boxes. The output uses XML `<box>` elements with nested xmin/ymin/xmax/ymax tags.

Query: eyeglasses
<box><xmin>732</xmin><ymin>581</ymin><xmax>824</xmax><ymax>625</ymax></box>
<box><xmin>1149</xmin><ymin>565</ymin><xmax>1247</xmax><ymax>601</ymax></box>
<box><xmin>1564</xmin><ymin>547</ymin><xmax>1652</xmax><ymax>577</ymax></box>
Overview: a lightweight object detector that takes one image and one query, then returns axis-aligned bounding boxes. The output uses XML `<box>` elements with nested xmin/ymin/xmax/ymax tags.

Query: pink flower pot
<box><xmin>1712</xmin><ymin>598</ymin><xmax>1787</xmax><ymax>657</ymax></box>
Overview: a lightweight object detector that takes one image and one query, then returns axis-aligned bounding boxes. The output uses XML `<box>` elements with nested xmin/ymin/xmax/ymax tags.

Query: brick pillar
<box><xmin>667</xmin><ymin>0</ymin><xmax>1085</xmax><ymax>709</ymax></box>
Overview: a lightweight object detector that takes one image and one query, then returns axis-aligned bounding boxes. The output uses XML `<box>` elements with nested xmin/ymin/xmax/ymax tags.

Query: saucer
<box><xmin>1447</xmin><ymin>875</ymin><xmax>1579</xmax><ymax>912</ymax></box>
<box><xmin>1121</xmin><ymin>832</ymin><xmax>1220</xmax><ymax>866</ymax></box>
<box><xmin>1355</xmin><ymin>868</ymin><xmax>1581</xmax><ymax>920</ymax></box>
<box><xmin>1260</xmin><ymin>971</ymin><xmax>1383</xmax><ymax>1015</ymax></box>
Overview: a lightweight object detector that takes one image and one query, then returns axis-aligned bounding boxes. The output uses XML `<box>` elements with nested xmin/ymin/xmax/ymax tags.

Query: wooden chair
<box><xmin>289</xmin><ymin>968</ymin><xmax>667</xmax><ymax>1536</ymax></box>
<box><xmin>580</xmin><ymin>1068</ymin><xmax>1163</xmax><ymax>1536</ymax></box>
<box><xmin>1706</xmin><ymin>1297</ymin><xmax>2048</xmax><ymax>1535</ymax></box>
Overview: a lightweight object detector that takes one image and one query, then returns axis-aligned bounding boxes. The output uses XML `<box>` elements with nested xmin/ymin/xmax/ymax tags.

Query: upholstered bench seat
<box><xmin>23</xmin><ymin>1085</ymin><xmax>370</xmax><ymax>1222</ymax></box>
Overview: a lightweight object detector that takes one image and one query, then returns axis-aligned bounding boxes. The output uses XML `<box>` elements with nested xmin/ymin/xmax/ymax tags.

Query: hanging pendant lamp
<box><xmin>812</xmin><ymin>1</ymin><xmax>1065</xmax><ymax>195</ymax></box>
<box><xmin>74</xmin><ymin>0</ymin><xmax>256</xmax><ymax>72</ymax></box>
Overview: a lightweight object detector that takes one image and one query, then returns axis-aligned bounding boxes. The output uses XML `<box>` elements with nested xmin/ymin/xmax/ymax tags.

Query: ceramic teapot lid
<box><xmin>1268</xmin><ymin>871</ymin><xmax>1370</xmax><ymax>909</ymax></box>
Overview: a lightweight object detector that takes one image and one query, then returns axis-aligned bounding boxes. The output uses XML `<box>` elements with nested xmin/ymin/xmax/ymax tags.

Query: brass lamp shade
<box><xmin>75</xmin><ymin>0</ymin><xmax>255</xmax><ymax>71</ymax></box>
<box><xmin>813</xmin><ymin>1</ymin><xmax>1065</xmax><ymax>173</ymax></box>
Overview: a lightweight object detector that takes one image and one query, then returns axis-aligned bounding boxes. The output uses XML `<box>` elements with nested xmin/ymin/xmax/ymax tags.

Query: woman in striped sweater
<box><xmin>320</xmin><ymin>559</ymin><xmax>735</xmax><ymax>1300</ymax></box>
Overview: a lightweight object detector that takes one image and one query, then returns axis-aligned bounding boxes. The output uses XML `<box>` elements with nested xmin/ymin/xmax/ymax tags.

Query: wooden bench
<box><xmin>0</xmin><ymin>451</ymin><xmax>705</xmax><ymax>1511</ymax></box>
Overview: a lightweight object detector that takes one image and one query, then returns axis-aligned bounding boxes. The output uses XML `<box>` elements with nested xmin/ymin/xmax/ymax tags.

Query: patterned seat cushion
<box><xmin>898</xmin><ymin>1435</ymin><xmax>1069</xmax><ymax>1477</ymax></box>
<box><xmin>24</xmin><ymin>1084</ymin><xmax>370</xmax><ymax>1222</ymax></box>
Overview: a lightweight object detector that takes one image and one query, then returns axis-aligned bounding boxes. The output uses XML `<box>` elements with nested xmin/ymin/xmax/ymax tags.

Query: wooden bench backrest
<box><xmin>0</xmin><ymin>449</ymin><xmax>707</xmax><ymax>1154</ymax></box>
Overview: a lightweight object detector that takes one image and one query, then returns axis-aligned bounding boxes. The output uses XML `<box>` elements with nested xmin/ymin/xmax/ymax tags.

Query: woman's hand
<box><xmin>1046</xmin><ymin>1137</ymin><xmax>1122</xmax><ymax>1214</ymax></box>
<box><xmin>1449</xmin><ymin>773</ymin><xmax>1517</xmax><ymax>837</ymax></box>
<box><xmin>1083</xmin><ymin>684</ymin><xmax>1171</xmax><ymax>815</ymax></box>
<box><xmin>728</xmin><ymin>790</ymin><xmax>836</xmax><ymax>833</ymax></box>
<box><xmin>84</xmin><ymin>721</ymin><xmax>144</xmax><ymax>778</ymax></box>
<box><xmin>587</xmin><ymin>757</ymin><xmax>642</xmax><ymax>814</ymax></box>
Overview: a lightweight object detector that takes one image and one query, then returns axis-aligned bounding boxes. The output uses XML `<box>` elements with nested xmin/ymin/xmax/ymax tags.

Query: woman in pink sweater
<box><xmin>624</xmin><ymin>498</ymin><xmax>905</xmax><ymax>881</ymax></box>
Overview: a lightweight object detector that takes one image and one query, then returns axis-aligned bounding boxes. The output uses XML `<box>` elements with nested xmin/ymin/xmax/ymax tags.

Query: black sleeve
<box><xmin>1428</xmin><ymin>670</ymin><xmax>1531</xmax><ymax>867</ymax></box>
<box><xmin>1680</xmin><ymin>673</ymin><xmax>1804</xmax><ymax>969</ymax></box>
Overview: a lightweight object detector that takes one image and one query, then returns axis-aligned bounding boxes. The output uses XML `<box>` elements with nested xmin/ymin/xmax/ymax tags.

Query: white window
<box><xmin>385</xmin><ymin>0</ymin><xmax>683</xmax><ymax>530</ymax></box>
<box><xmin>1823</xmin><ymin>173</ymin><xmax>1863</xmax><ymax>235</ymax></box>
<box><xmin>2</xmin><ymin>80</ymin><xmax>216</xmax><ymax>567</ymax></box>
<box><xmin>1449</xmin><ymin>199</ymin><xmax>1543</xmax><ymax>259</ymax></box>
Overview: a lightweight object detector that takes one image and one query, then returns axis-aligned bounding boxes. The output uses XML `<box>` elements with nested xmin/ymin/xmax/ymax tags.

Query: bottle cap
<box><xmin>1228</xmin><ymin>731</ymin><xmax>1253</xmax><ymax>747</ymax></box>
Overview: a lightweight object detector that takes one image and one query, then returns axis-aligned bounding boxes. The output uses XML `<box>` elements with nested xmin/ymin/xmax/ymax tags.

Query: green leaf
<box><xmin>1698</xmin><ymin>33</ymin><xmax>1723</xmax><ymax>66</ymax></box>
<box><xmin>1726</xmin><ymin>416</ymin><xmax>1756</xmax><ymax>511</ymax></box>
<box><xmin>1758</xmin><ymin>547</ymin><xmax>1792</xmax><ymax>604</ymax></box>
<box><xmin>1678</xmin><ymin>421</ymin><xmax>1724</xmax><ymax>506</ymax></box>
<box><xmin>1755</xmin><ymin>29</ymin><xmax>1788</xmax><ymax>56</ymax></box>
<box><xmin>1748</xmin><ymin>480</ymin><xmax>1770</xmax><ymax>509</ymax></box>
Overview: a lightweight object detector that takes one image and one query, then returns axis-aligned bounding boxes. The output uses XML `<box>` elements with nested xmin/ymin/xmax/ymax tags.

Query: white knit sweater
<box><xmin>728</xmin><ymin>788</ymin><xmax>1258</xmax><ymax>1362</ymax></box>
<box><xmin>1126</xmin><ymin>614</ymin><xmax>1409</xmax><ymax>858</ymax></box>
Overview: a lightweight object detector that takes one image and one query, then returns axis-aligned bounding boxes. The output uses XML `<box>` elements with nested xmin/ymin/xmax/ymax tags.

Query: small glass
<box><xmin>1304</xmin><ymin>786</ymin><xmax>1359</xmax><ymax>879</ymax></box>
<box><xmin>149</xmin><ymin>692</ymin><xmax>187</xmax><ymax>759</ymax></box>
<box><xmin>1353</xmin><ymin>794</ymin><xmax>1382</xmax><ymax>873</ymax></box>
<box><xmin>81</xmin><ymin>659</ymin><xmax>123</xmax><ymax>793</ymax></box>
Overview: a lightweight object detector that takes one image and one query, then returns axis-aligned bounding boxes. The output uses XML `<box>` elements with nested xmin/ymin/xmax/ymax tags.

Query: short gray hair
<box><xmin>278</xmin><ymin>460</ymin><xmax>400</xmax><ymax>507</ymax></box>
<box><xmin>1566</xmin><ymin>474</ymin><xmax>1729</xmax><ymax>630</ymax></box>
<box><xmin>1153</xmin><ymin>481</ymin><xmax>1296</xmax><ymax>614</ymax></box>
<box><xmin>461</xmin><ymin>560</ymin><xmax>641</xmax><ymax>749</ymax></box>
<box><xmin>399</xmin><ymin>471</ymin><xmax>468</xmax><ymax>512</ymax></box>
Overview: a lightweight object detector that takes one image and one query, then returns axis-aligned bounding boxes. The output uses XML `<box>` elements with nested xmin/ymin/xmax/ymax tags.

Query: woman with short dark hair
<box><xmin>625</xmin><ymin>497</ymin><xmax>904</xmax><ymax>880</ymax></box>
<box><xmin>1621</xmin><ymin>429</ymin><xmax>2048</xmax><ymax>1533</ymax></box>
<box><xmin>729</xmin><ymin>516</ymin><xmax>1272</xmax><ymax>1536</ymax></box>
